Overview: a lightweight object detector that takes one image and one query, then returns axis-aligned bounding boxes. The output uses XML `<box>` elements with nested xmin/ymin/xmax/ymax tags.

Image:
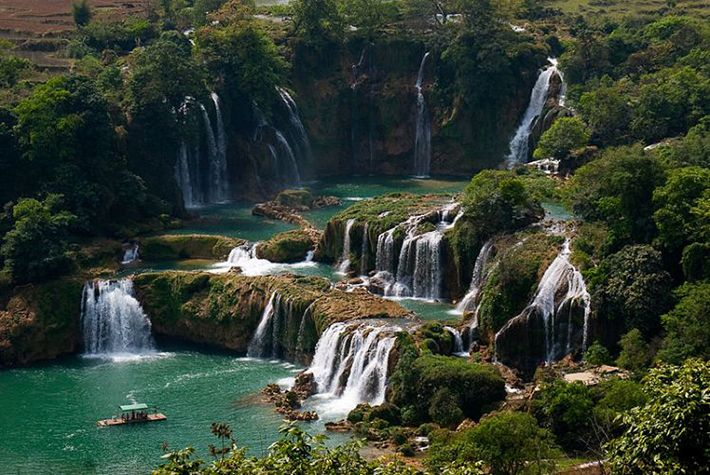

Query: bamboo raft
<box><xmin>97</xmin><ymin>403</ymin><xmax>167</xmax><ymax>427</ymax></box>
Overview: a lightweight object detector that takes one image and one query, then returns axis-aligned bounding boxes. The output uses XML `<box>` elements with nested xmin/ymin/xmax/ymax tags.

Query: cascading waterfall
<box><xmin>274</xmin><ymin>130</ymin><xmax>301</xmax><ymax>184</ymax></box>
<box><xmin>121</xmin><ymin>243</ymin><xmax>140</xmax><ymax>265</ymax></box>
<box><xmin>307</xmin><ymin>321</ymin><xmax>400</xmax><ymax>409</ymax></box>
<box><xmin>81</xmin><ymin>279</ymin><xmax>155</xmax><ymax>356</ymax></box>
<box><xmin>247</xmin><ymin>294</ymin><xmax>279</xmax><ymax>358</ymax></box>
<box><xmin>506</xmin><ymin>58</ymin><xmax>560</xmax><ymax>167</ymax></box>
<box><xmin>360</xmin><ymin>222</ymin><xmax>369</xmax><ymax>275</ymax></box>
<box><xmin>444</xmin><ymin>326</ymin><xmax>467</xmax><ymax>356</ymax></box>
<box><xmin>220</xmin><ymin>243</ymin><xmax>316</xmax><ymax>276</ymax></box>
<box><xmin>175</xmin><ymin>94</ymin><xmax>230</xmax><ymax>207</ymax></box>
<box><xmin>455</xmin><ymin>240</ymin><xmax>494</xmax><ymax>319</ymax></box>
<box><xmin>375</xmin><ymin>228</ymin><xmax>397</xmax><ymax>275</ymax></box>
<box><xmin>209</xmin><ymin>92</ymin><xmax>230</xmax><ymax>203</ymax></box>
<box><xmin>377</xmin><ymin>205</ymin><xmax>459</xmax><ymax>300</ymax></box>
<box><xmin>338</xmin><ymin>219</ymin><xmax>356</xmax><ymax>274</ymax></box>
<box><xmin>277</xmin><ymin>87</ymin><xmax>313</xmax><ymax>168</ymax></box>
<box><xmin>495</xmin><ymin>239</ymin><xmax>591</xmax><ymax>364</ymax></box>
<box><xmin>413</xmin><ymin>52</ymin><xmax>432</xmax><ymax>178</ymax></box>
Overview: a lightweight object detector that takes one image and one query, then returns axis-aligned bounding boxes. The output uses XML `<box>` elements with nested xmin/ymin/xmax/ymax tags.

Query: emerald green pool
<box><xmin>2</xmin><ymin>177</ymin><xmax>472</xmax><ymax>474</ymax></box>
<box><xmin>0</xmin><ymin>346</ymin><xmax>349</xmax><ymax>475</ymax></box>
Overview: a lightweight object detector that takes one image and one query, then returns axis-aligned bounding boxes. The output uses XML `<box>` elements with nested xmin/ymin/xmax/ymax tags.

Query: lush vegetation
<box><xmin>0</xmin><ymin>0</ymin><xmax>708</xmax><ymax>474</ymax></box>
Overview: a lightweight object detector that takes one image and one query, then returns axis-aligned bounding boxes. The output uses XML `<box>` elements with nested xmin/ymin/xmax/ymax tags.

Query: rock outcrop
<box><xmin>132</xmin><ymin>271</ymin><xmax>411</xmax><ymax>365</ymax></box>
<box><xmin>0</xmin><ymin>278</ymin><xmax>83</xmax><ymax>367</ymax></box>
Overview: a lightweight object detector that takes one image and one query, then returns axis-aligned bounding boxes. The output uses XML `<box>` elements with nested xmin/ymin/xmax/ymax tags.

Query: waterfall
<box><xmin>209</xmin><ymin>92</ymin><xmax>230</xmax><ymax>203</ymax></box>
<box><xmin>307</xmin><ymin>321</ymin><xmax>400</xmax><ymax>410</ymax></box>
<box><xmin>360</xmin><ymin>222</ymin><xmax>369</xmax><ymax>275</ymax></box>
<box><xmin>277</xmin><ymin>87</ymin><xmax>313</xmax><ymax>168</ymax></box>
<box><xmin>81</xmin><ymin>280</ymin><xmax>155</xmax><ymax>356</ymax></box>
<box><xmin>175</xmin><ymin>95</ymin><xmax>230</xmax><ymax>207</ymax></box>
<box><xmin>369</xmin><ymin>204</ymin><xmax>461</xmax><ymax>300</ymax></box>
<box><xmin>444</xmin><ymin>326</ymin><xmax>466</xmax><ymax>356</ymax></box>
<box><xmin>456</xmin><ymin>240</ymin><xmax>495</xmax><ymax>318</ymax></box>
<box><xmin>411</xmin><ymin>231</ymin><xmax>443</xmax><ymax>299</ymax></box>
<box><xmin>414</xmin><ymin>52</ymin><xmax>432</xmax><ymax>178</ymax></box>
<box><xmin>274</xmin><ymin>130</ymin><xmax>301</xmax><ymax>184</ymax></box>
<box><xmin>220</xmin><ymin>243</ymin><xmax>316</xmax><ymax>276</ymax></box>
<box><xmin>247</xmin><ymin>294</ymin><xmax>279</xmax><ymax>358</ymax></box>
<box><xmin>121</xmin><ymin>243</ymin><xmax>139</xmax><ymax>265</ymax></box>
<box><xmin>506</xmin><ymin>58</ymin><xmax>560</xmax><ymax>167</ymax></box>
<box><xmin>338</xmin><ymin>219</ymin><xmax>356</xmax><ymax>274</ymax></box>
<box><xmin>375</xmin><ymin>228</ymin><xmax>397</xmax><ymax>275</ymax></box>
<box><xmin>495</xmin><ymin>239</ymin><xmax>591</xmax><ymax>364</ymax></box>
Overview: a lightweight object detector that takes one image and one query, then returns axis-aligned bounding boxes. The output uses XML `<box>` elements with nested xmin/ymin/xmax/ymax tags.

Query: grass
<box><xmin>546</xmin><ymin>0</ymin><xmax>710</xmax><ymax>19</ymax></box>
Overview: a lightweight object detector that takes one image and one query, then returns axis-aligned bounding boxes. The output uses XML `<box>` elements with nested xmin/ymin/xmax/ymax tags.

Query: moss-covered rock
<box><xmin>132</xmin><ymin>272</ymin><xmax>410</xmax><ymax>364</ymax></box>
<box><xmin>476</xmin><ymin>232</ymin><xmax>563</xmax><ymax>338</ymax></box>
<box><xmin>256</xmin><ymin>230</ymin><xmax>316</xmax><ymax>263</ymax></box>
<box><xmin>140</xmin><ymin>234</ymin><xmax>243</xmax><ymax>261</ymax></box>
<box><xmin>316</xmin><ymin>193</ymin><xmax>452</xmax><ymax>265</ymax></box>
<box><xmin>0</xmin><ymin>277</ymin><xmax>83</xmax><ymax>367</ymax></box>
<box><xmin>274</xmin><ymin>189</ymin><xmax>314</xmax><ymax>209</ymax></box>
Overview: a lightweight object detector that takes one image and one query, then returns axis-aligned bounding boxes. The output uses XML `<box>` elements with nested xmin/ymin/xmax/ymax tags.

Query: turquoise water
<box><xmin>167</xmin><ymin>202</ymin><xmax>297</xmax><ymax>241</ymax></box>
<box><xmin>391</xmin><ymin>298</ymin><xmax>459</xmax><ymax>322</ymax></box>
<box><xmin>4</xmin><ymin>177</ymin><xmax>471</xmax><ymax>474</ymax></box>
<box><xmin>0</xmin><ymin>346</ymin><xmax>349</xmax><ymax>474</ymax></box>
<box><xmin>303</xmin><ymin>176</ymin><xmax>469</xmax><ymax>228</ymax></box>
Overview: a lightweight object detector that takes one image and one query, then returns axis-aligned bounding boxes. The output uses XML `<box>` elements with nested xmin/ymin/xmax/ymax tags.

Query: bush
<box><xmin>534</xmin><ymin>380</ymin><xmax>595</xmax><ymax>451</ymax></box>
<box><xmin>606</xmin><ymin>359</ymin><xmax>710</xmax><ymax>474</ymax></box>
<box><xmin>584</xmin><ymin>341</ymin><xmax>613</xmax><ymax>366</ymax></box>
<box><xmin>1</xmin><ymin>195</ymin><xmax>75</xmax><ymax>283</ymax></box>
<box><xmin>427</xmin><ymin>412</ymin><xmax>560</xmax><ymax>475</ymax></box>
<box><xmin>389</xmin><ymin>353</ymin><xmax>506</xmax><ymax>427</ymax></box>
<box><xmin>533</xmin><ymin>117</ymin><xmax>590</xmax><ymax>160</ymax></box>
<box><xmin>616</xmin><ymin>329</ymin><xmax>651</xmax><ymax>374</ymax></box>
<box><xmin>656</xmin><ymin>282</ymin><xmax>710</xmax><ymax>364</ymax></box>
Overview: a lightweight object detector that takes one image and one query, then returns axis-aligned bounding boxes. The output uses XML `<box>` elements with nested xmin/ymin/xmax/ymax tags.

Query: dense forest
<box><xmin>0</xmin><ymin>0</ymin><xmax>707</xmax><ymax>474</ymax></box>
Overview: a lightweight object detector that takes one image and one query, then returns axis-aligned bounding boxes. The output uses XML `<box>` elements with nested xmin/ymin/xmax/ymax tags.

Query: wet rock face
<box><xmin>132</xmin><ymin>272</ymin><xmax>410</xmax><ymax>365</ymax></box>
<box><xmin>289</xmin><ymin>38</ymin><xmax>542</xmax><ymax>178</ymax></box>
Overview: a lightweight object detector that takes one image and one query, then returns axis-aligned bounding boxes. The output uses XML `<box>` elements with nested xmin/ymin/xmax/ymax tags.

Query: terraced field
<box><xmin>548</xmin><ymin>0</ymin><xmax>710</xmax><ymax>19</ymax></box>
<box><xmin>0</xmin><ymin>0</ymin><xmax>151</xmax><ymax>70</ymax></box>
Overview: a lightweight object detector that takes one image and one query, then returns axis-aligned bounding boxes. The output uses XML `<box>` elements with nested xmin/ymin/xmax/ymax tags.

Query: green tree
<box><xmin>568</xmin><ymin>146</ymin><xmax>666</xmax><ymax>247</ymax></box>
<box><xmin>196</xmin><ymin>20</ymin><xmax>285</xmax><ymax>113</ymax></box>
<box><xmin>534</xmin><ymin>380</ymin><xmax>595</xmax><ymax>450</ymax></box>
<box><xmin>616</xmin><ymin>329</ymin><xmax>651</xmax><ymax>374</ymax></box>
<box><xmin>606</xmin><ymin>359</ymin><xmax>710</xmax><ymax>474</ymax></box>
<box><xmin>13</xmin><ymin>76</ymin><xmax>143</xmax><ymax>232</ymax></box>
<box><xmin>590</xmin><ymin>245</ymin><xmax>673</xmax><ymax>337</ymax></box>
<box><xmin>340</xmin><ymin>0</ymin><xmax>399</xmax><ymax>37</ymax></box>
<box><xmin>291</xmin><ymin>0</ymin><xmax>344</xmax><ymax>45</ymax></box>
<box><xmin>656</xmin><ymin>282</ymin><xmax>710</xmax><ymax>364</ymax></box>
<box><xmin>1</xmin><ymin>195</ymin><xmax>75</xmax><ymax>283</ymax></box>
<box><xmin>584</xmin><ymin>340</ymin><xmax>613</xmax><ymax>366</ymax></box>
<box><xmin>428</xmin><ymin>411</ymin><xmax>560</xmax><ymax>475</ymax></box>
<box><xmin>653</xmin><ymin>166</ymin><xmax>710</xmax><ymax>255</ymax></box>
<box><xmin>72</xmin><ymin>0</ymin><xmax>92</xmax><ymax>28</ymax></box>
<box><xmin>463</xmin><ymin>170</ymin><xmax>543</xmax><ymax>237</ymax></box>
<box><xmin>533</xmin><ymin>116</ymin><xmax>590</xmax><ymax>160</ymax></box>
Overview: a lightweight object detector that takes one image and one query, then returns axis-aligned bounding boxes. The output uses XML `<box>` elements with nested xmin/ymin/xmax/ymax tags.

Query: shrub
<box><xmin>584</xmin><ymin>341</ymin><xmax>613</xmax><ymax>366</ymax></box>
<box><xmin>616</xmin><ymin>329</ymin><xmax>651</xmax><ymax>374</ymax></box>
<box><xmin>606</xmin><ymin>359</ymin><xmax>710</xmax><ymax>474</ymax></box>
<box><xmin>533</xmin><ymin>117</ymin><xmax>590</xmax><ymax>160</ymax></box>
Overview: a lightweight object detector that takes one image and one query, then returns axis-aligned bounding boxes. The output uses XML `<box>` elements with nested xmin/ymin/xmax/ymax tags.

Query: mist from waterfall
<box><xmin>414</xmin><ymin>52</ymin><xmax>432</xmax><ymax>178</ymax></box>
<box><xmin>306</xmin><ymin>321</ymin><xmax>401</xmax><ymax>414</ymax></box>
<box><xmin>81</xmin><ymin>279</ymin><xmax>155</xmax><ymax>358</ymax></box>
<box><xmin>505</xmin><ymin>58</ymin><xmax>560</xmax><ymax>167</ymax></box>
